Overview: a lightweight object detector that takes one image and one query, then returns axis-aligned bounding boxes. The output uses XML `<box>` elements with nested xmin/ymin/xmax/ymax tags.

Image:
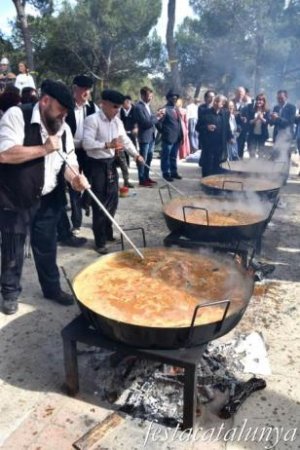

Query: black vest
<box><xmin>66</xmin><ymin>101</ymin><xmax>96</xmax><ymax>136</ymax></box>
<box><xmin>0</xmin><ymin>104</ymin><xmax>66</xmax><ymax>211</ymax></box>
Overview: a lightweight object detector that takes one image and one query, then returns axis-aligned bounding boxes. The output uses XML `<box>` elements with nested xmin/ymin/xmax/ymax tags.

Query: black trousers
<box><xmin>237</xmin><ymin>131</ymin><xmax>247</xmax><ymax>158</ymax></box>
<box><xmin>199</xmin><ymin>143</ymin><xmax>223</xmax><ymax>177</ymax></box>
<box><xmin>90</xmin><ymin>158</ymin><xmax>119</xmax><ymax>248</ymax></box>
<box><xmin>68</xmin><ymin>183</ymin><xmax>82</xmax><ymax>229</ymax></box>
<box><xmin>0</xmin><ymin>190</ymin><xmax>63</xmax><ymax>301</ymax></box>
<box><xmin>57</xmin><ymin>207</ymin><xmax>72</xmax><ymax>241</ymax></box>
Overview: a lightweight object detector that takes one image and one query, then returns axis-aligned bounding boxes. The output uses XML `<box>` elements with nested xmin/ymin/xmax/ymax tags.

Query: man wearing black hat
<box><xmin>118</xmin><ymin>95</ymin><xmax>137</xmax><ymax>188</ymax></box>
<box><xmin>57</xmin><ymin>74</ymin><xmax>99</xmax><ymax>242</ymax></box>
<box><xmin>83</xmin><ymin>89</ymin><xmax>144</xmax><ymax>254</ymax></box>
<box><xmin>0</xmin><ymin>79</ymin><xmax>89</xmax><ymax>314</ymax></box>
<box><xmin>156</xmin><ymin>89</ymin><xmax>183</xmax><ymax>181</ymax></box>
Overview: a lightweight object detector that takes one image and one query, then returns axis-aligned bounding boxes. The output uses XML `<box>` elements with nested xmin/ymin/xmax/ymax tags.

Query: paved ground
<box><xmin>0</xmin><ymin>154</ymin><xmax>300</xmax><ymax>450</ymax></box>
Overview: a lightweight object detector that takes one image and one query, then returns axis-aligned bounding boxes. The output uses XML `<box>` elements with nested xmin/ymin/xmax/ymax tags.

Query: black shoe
<box><xmin>124</xmin><ymin>182</ymin><xmax>135</xmax><ymax>188</ymax></box>
<box><xmin>107</xmin><ymin>237</ymin><xmax>121</xmax><ymax>243</ymax></box>
<box><xmin>2</xmin><ymin>299</ymin><xmax>18</xmax><ymax>315</ymax></box>
<box><xmin>59</xmin><ymin>235</ymin><xmax>87</xmax><ymax>247</ymax></box>
<box><xmin>163</xmin><ymin>175</ymin><xmax>174</xmax><ymax>182</ymax></box>
<box><xmin>171</xmin><ymin>173</ymin><xmax>182</xmax><ymax>180</ymax></box>
<box><xmin>44</xmin><ymin>290</ymin><xmax>74</xmax><ymax>306</ymax></box>
<box><xmin>95</xmin><ymin>245</ymin><xmax>109</xmax><ymax>255</ymax></box>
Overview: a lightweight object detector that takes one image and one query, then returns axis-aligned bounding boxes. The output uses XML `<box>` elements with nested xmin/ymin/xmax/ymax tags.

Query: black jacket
<box><xmin>120</xmin><ymin>106</ymin><xmax>137</xmax><ymax>132</ymax></box>
<box><xmin>246</xmin><ymin>106</ymin><xmax>270</xmax><ymax>142</ymax></box>
<box><xmin>270</xmin><ymin>102</ymin><xmax>296</xmax><ymax>141</ymax></box>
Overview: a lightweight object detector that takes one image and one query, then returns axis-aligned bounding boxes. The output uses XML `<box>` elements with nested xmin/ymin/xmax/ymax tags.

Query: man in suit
<box><xmin>156</xmin><ymin>89</ymin><xmax>183</xmax><ymax>181</ymax></box>
<box><xmin>270</xmin><ymin>90</ymin><xmax>296</xmax><ymax>143</ymax></box>
<box><xmin>270</xmin><ymin>90</ymin><xmax>296</xmax><ymax>164</ymax></box>
<box><xmin>133</xmin><ymin>86</ymin><xmax>163</xmax><ymax>187</ymax></box>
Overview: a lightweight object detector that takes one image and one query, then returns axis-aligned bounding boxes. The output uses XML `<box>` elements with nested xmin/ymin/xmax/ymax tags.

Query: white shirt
<box><xmin>253</xmin><ymin>112</ymin><xmax>263</xmax><ymax>135</ymax></box>
<box><xmin>74</xmin><ymin>101</ymin><xmax>99</xmax><ymax>148</ymax></box>
<box><xmin>83</xmin><ymin>108</ymin><xmax>139</xmax><ymax>159</ymax></box>
<box><xmin>186</xmin><ymin>103</ymin><xmax>198</xmax><ymax>120</ymax></box>
<box><xmin>121</xmin><ymin>106</ymin><xmax>132</xmax><ymax>117</ymax></box>
<box><xmin>229</xmin><ymin>113</ymin><xmax>238</xmax><ymax>136</ymax></box>
<box><xmin>14</xmin><ymin>73</ymin><xmax>36</xmax><ymax>92</ymax></box>
<box><xmin>0</xmin><ymin>103</ymin><xmax>77</xmax><ymax>195</ymax></box>
<box><xmin>141</xmin><ymin>100</ymin><xmax>151</xmax><ymax>116</ymax></box>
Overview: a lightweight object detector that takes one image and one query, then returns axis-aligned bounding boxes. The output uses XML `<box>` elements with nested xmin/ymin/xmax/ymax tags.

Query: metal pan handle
<box><xmin>182</xmin><ymin>206</ymin><xmax>209</xmax><ymax>225</ymax></box>
<box><xmin>158</xmin><ymin>184</ymin><xmax>172</xmax><ymax>205</ymax></box>
<box><xmin>187</xmin><ymin>299</ymin><xmax>231</xmax><ymax>346</ymax></box>
<box><xmin>222</xmin><ymin>180</ymin><xmax>244</xmax><ymax>191</ymax></box>
<box><xmin>121</xmin><ymin>227</ymin><xmax>147</xmax><ymax>250</ymax></box>
<box><xmin>60</xmin><ymin>266</ymin><xmax>80</xmax><ymax>303</ymax></box>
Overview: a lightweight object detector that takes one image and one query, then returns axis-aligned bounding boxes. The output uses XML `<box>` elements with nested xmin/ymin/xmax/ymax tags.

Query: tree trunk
<box><xmin>253</xmin><ymin>33</ymin><xmax>264</xmax><ymax>94</ymax></box>
<box><xmin>166</xmin><ymin>0</ymin><xmax>181</xmax><ymax>92</ymax></box>
<box><xmin>194</xmin><ymin>82</ymin><xmax>202</xmax><ymax>98</ymax></box>
<box><xmin>253</xmin><ymin>6</ymin><xmax>265</xmax><ymax>94</ymax></box>
<box><xmin>12</xmin><ymin>0</ymin><xmax>35</xmax><ymax>70</ymax></box>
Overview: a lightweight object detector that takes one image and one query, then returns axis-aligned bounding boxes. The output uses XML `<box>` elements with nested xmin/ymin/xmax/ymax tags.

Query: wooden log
<box><xmin>73</xmin><ymin>412</ymin><xmax>124</xmax><ymax>450</ymax></box>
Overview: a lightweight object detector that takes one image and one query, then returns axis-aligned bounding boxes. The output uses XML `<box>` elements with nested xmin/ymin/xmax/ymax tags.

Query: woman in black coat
<box><xmin>247</xmin><ymin>94</ymin><xmax>270</xmax><ymax>158</ymax></box>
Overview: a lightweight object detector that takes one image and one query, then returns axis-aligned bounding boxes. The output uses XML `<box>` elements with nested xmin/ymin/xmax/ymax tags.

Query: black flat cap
<box><xmin>102</xmin><ymin>89</ymin><xmax>126</xmax><ymax>105</ymax></box>
<box><xmin>41</xmin><ymin>79</ymin><xmax>74</xmax><ymax>109</ymax></box>
<box><xmin>73</xmin><ymin>74</ymin><xmax>93</xmax><ymax>88</ymax></box>
<box><xmin>166</xmin><ymin>89</ymin><xmax>180</xmax><ymax>99</ymax></box>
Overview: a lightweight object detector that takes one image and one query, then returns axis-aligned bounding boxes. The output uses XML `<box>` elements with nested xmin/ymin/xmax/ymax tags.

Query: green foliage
<box><xmin>27</xmin><ymin>0</ymin><xmax>54</xmax><ymax>15</ymax></box>
<box><xmin>177</xmin><ymin>0</ymin><xmax>300</xmax><ymax>98</ymax></box>
<box><xmin>30</xmin><ymin>0</ymin><xmax>163</xmax><ymax>86</ymax></box>
<box><xmin>0</xmin><ymin>33</ymin><xmax>14</xmax><ymax>58</ymax></box>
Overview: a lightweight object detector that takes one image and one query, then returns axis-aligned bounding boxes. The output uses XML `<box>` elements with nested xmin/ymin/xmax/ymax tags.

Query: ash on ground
<box><xmin>80</xmin><ymin>332</ymin><xmax>269</xmax><ymax>426</ymax></box>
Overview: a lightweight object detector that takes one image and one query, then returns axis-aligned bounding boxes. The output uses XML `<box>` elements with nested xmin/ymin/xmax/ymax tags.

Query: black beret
<box><xmin>102</xmin><ymin>89</ymin><xmax>126</xmax><ymax>105</ymax></box>
<box><xmin>73</xmin><ymin>74</ymin><xmax>93</xmax><ymax>88</ymax></box>
<box><xmin>166</xmin><ymin>89</ymin><xmax>180</xmax><ymax>99</ymax></box>
<box><xmin>41</xmin><ymin>79</ymin><xmax>74</xmax><ymax>109</ymax></box>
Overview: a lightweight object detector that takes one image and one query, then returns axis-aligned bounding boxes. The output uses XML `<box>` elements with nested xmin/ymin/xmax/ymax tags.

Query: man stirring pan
<box><xmin>83</xmin><ymin>89</ymin><xmax>144</xmax><ymax>255</ymax></box>
<box><xmin>0</xmin><ymin>79</ymin><xmax>89</xmax><ymax>315</ymax></box>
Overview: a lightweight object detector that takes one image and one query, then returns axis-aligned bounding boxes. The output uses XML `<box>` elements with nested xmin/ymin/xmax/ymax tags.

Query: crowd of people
<box><xmin>188</xmin><ymin>87</ymin><xmax>297</xmax><ymax>177</ymax></box>
<box><xmin>0</xmin><ymin>54</ymin><xmax>299</xmax><ymax>316</ymax></box>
